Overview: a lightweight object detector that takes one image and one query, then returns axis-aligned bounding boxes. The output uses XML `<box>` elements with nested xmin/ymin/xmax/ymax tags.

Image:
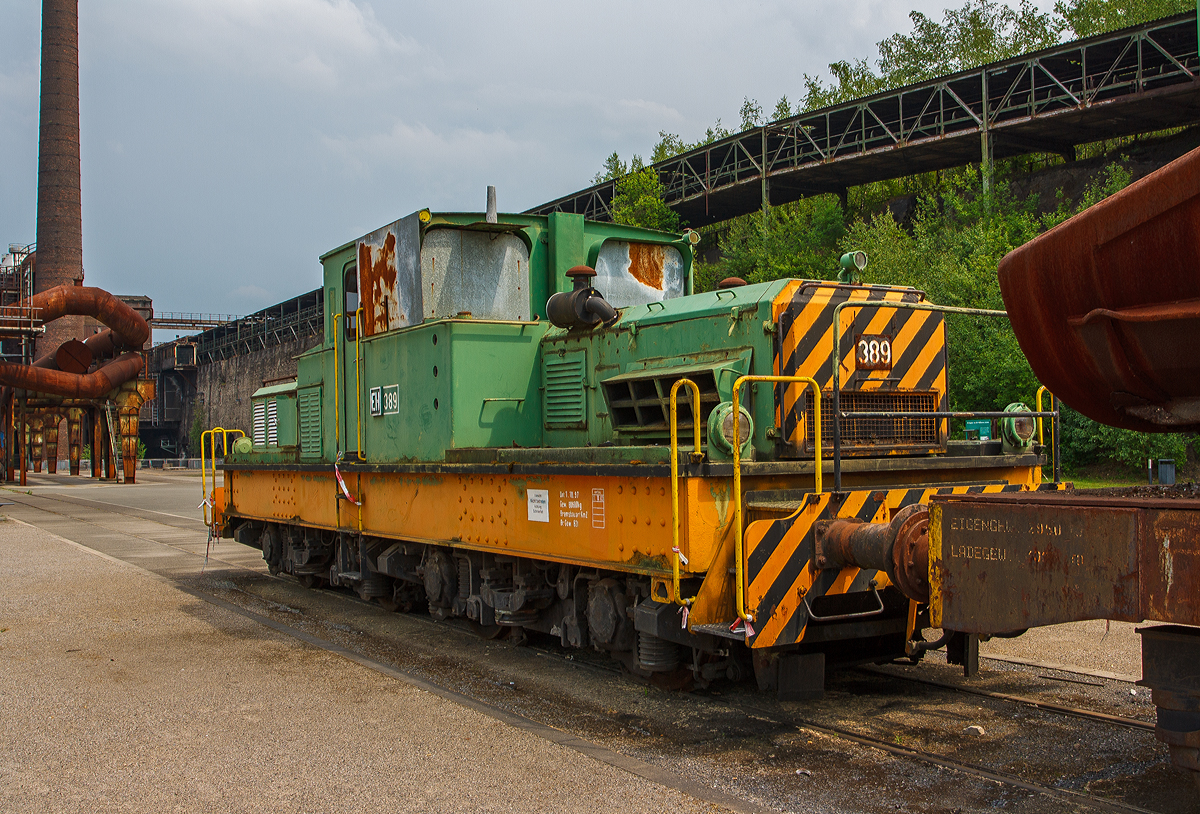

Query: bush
<box><xmin>1057</xmin><ymin>403</ymin><xmax>1194</xmax><ymax>475</ymax></box>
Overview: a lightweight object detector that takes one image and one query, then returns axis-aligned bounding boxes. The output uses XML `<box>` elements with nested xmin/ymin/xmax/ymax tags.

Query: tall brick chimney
<box><xmin>35</xmin><ymin>0</ymin><xmax>85</xmax><ymax>357</ymax></box>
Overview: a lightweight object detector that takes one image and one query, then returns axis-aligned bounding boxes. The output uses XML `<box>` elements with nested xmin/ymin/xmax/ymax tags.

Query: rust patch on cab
<box><xmin>358</xmin><ymin>231</ymin><xmax>402</xmax><ymax>337</ymax></box>
<box><xmin>627</xmin><ymin>243</ymin><xmax>665</xmax><ymax>290</ymax></box>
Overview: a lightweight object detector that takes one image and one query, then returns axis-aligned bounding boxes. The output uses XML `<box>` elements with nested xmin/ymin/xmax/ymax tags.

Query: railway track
<box><xmin>712</xmin><ymin>695</ymin><xmax>1159</xmax><ymax>814</ymax></box>
<box><xmin>858</xmin><ymin>665</ymin><xmax>1155</xmax><ymax>733</ymax></box>
<box><xmin>3</xmin><ymin>485</ymin><xmax>1178</xmax><ymax>814</ymax></box>
<box><xmin>515</xmin><ymin>641</ymin><xmax>1163</xmax><ymax>814</ymax></box>
<box><xmin>251</xmin><ymin>594</ymin><xmax>1170</xmax><ymax>814</ymax></box>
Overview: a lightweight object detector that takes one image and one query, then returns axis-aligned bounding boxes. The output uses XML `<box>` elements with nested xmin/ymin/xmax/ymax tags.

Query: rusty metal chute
<box><xmin>998</xmin><ymin>145</ymin><xmax>1200</xmax><ymax>432</ymax></box>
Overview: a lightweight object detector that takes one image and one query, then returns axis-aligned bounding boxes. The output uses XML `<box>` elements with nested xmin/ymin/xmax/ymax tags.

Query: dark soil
<box><xmin>1068</xmin><ymin>482</ymin><xmax>1200</xmax><ymax>499</ymax></box>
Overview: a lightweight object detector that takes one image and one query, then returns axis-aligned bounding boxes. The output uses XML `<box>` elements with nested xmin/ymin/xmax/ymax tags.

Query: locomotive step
<box><xmin>690</xmin><ymin>623</ymin><xmax>746</xmax><ymax>642</ymax></box>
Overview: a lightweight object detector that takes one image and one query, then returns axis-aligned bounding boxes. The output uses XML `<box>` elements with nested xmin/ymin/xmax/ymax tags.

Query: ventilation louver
<box><xmin>544</xmin><ymin>350</ymin><xmax>587</xmax><ymax>428</ymax></box>
<box><xmin>299</xmin><ymin>388</ymin><xmax>322</xmax><ymax>458</ymax></box>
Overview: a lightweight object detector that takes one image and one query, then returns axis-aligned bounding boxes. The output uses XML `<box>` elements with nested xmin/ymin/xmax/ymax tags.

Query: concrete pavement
<box><xmin>0</xmin><ymin>517</ymin><xmax>725</xmax><ymax>814</ymax></box>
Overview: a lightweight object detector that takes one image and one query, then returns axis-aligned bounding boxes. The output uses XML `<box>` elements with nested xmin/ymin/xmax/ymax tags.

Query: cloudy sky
<box><xmin>1</xmin><ymin>1</ymin><xmax>1054</xmax><ymax>324</ymax></box>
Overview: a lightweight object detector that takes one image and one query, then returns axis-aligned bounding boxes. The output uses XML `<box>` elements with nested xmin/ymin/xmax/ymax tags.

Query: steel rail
<box><xmin>716</xmin><ymin>695</ymin><xmax>1161</xmax><ymax>814</ymax></box>
<box><xmin>858</xmin><ymin>665</ymin><xmax>1155</xmax><ymax>733</ymax></box>
<box><xmin>9</xmin><ymin>486</ymin><xmax>1159</xmax><ymax>814</ymax></box>
<box><xmin>0</xmin><ymin>490</ymin><xmax>766</xmax><ymax>814</ymax></box>
<box><xmin>520</xmin><ymin>629</ymin><xmax>1160</xmax><ymax>813</ymax></box>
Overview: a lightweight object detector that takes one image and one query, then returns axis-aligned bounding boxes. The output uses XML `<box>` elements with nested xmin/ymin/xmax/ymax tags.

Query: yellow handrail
<box><xmin>669</xmin><ymin>378</ymin><xmax>703</xmax><ymax>606</ymax></box>
<box><xmin>200</xmin><ymin>427</ymin><xmax>246</xmax><ymax>526</ymax></box>
<box><xmin>332</xmin><ymin>311</ymin><xmax>342</xmax><ymax>453</ymax></box>
<box><xmin>1036</xmin><ymin>385</ymin><xmax>1053</xmax><ymax>446</ymax></box>
<box><xmin>1036</xmin><ymin>384</ymin><xmax>1056</xmax><ymax>475</ymax></box>
<box><xmin>731</xmin><ymin>374</ymin><xmax>822</xmax><ymax>624</ymax></box>
<box><xmin>355</xmin><ymin>307</ymin><xmax>365</xmax><ymax>461</ymax></box>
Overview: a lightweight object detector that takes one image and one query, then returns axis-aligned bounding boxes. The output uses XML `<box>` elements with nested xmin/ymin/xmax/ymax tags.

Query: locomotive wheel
<box><xmin>261</xmin><ymin>525</ymin><xmax>281</xmax><ymax>575</ymax></box>
<box><xmin>297</xmin><ymin>574</ymin><xmax>320</xmax><ymax>589</ymax></box>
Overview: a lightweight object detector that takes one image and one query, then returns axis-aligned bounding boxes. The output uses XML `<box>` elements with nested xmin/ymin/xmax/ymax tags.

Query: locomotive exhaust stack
<box><xmin>545</xmin><ymin>265</ymin><xmax>619</xmax><ymax>329</ymax></box>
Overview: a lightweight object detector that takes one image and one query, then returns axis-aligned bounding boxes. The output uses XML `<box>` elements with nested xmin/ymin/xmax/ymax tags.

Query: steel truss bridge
<box><xmin>151</xmin><ymin>312</ymin><xmax>242</xmax><ymax>331</ymax></box>
<box><xmin>528</xmin><ymin>12</ymin><xmax>1200</xmax><ymax>226</ymax></box>
<box><xmin>191</xmin><ymin>288</ymin><xmax>323</xmax><ymax>363</ymax></box>
<box><xmin>148</xmin><ymin>289</ymin><xmax>324</xmax><ymax>368</ymax></box>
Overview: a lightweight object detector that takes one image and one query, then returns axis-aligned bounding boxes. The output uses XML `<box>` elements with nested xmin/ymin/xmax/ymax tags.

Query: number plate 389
<box><xmin>855</xmin><ymin>334</ymin><xmax>893</xmax><ymax>370</ymax></box>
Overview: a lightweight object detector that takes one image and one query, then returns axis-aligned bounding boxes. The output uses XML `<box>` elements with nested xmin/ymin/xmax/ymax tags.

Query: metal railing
<box><xmin>731</xmin><ymin>374</ymin><xmax>823</xmax><ymax>627</ymax></box>
<box><xmin>1037</xmin><ymin>385</ymin><xmax>1061</xmax><ymax>482</ymax></box>
<box><xmin>200</xmin><ymin>427</ymin><xmax>245</xmax><ymax>527</ymax></box>
<box><xmin>668</xmin><ymin>379</ymin><xmax>703</xmax><ymax>607</ymax></box>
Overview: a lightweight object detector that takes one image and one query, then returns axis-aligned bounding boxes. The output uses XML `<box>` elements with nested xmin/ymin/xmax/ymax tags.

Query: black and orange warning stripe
<box><xmin>743</xmin><ymin>483</ymin><xmax>1028</xmax><ymax>649</ymax></box>
<box><xmin>770</xmin><ymin>282</ymin><xmax>947</xmax><ymax>457</ymax></box>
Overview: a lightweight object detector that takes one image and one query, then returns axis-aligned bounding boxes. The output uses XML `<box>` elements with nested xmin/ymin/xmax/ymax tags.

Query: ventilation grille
<box><xmin>544</xmin><ymin>351</ymin><xmax>586</xmax><ymax>427</ymax></box>
<box><xmin>253</xmin><ymin>399</ymin><xmax>280</xmax><ymax>446</ymax></box>
<box><xmin>253</xmin><ymin>400</ymin><xmax>266</xmax><ymax>446</ymax></box>
<box><xmin>806</xmin><ymin>391</ymin><xmax>939</xmax><ymax>449</ymax></box>
<box><xmin>267</xmin><ymin>399</ymin><xmax>278</xmax><ymax>446</ymax></box>
<box><xmin>299</xmin><ymin>388</ymin><xmax>322</xmax><ymax>458</ymax></box>
<box><xmin>603</xmin><ymin>370</ymin><xmax>720</xmax><ymax>432</ymax></box>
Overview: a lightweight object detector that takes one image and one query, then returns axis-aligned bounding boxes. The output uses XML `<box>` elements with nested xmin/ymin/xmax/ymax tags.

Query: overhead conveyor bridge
<box><xmin>529</xmin><ymin>11</ymin><xmax>1200</xmax><ymax>226</ymax></box>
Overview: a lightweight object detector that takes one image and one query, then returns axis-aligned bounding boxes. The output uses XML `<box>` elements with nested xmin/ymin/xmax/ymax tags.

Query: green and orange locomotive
<box><xmin>213</xmin><ymin>205</ymin><xmax>1050</xmax><ymax>694</ymax></box>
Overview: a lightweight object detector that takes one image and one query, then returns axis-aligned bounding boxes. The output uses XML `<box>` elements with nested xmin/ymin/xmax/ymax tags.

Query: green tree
<box><xmin>1055</xmin><ymin>0</ymin><xmax>1192</xmax><ymax>38</ymax></box>
<box><xmin>189</xmin><ymin>411</ymin><xmax>204</xmax><ymax>458</ymax></box>
<box><xmin>651</xmin><ymin>131</ymin><xmax>687</xmax><ymax>163</ymax></box>
<box><xmin>802</xmin><ymin>0</ymin><xmax>1062</xmax><ymax>110</ymax></box>
<box><xmin>771</xmin><ymin>95</ymin><xmax>793</xmax><ymax>122</ymax></box>
<box><xmin>1058</xmin><ymin>403</ymin><xmax>1193</xmax><ymax>472</ymax></box>
<box><xmin>610</xmin><ymin>160</ymin><xmax>681</xmax><ymax>232</ymax></box>
<box><xmin>702</xmin><ymin>196</ymin><xmax>846</xmax><ymax>285</ymax></box>
<box><xmin>842</xmin><ymin>167</ymin><xmax>1048</xmax><ymax>412</ymax></box>
<box><xmin>802</xmin><ymin>58</ymin><xmax>888</xmax><ymax>110</ymax></box>
<box><xmin>593</xmin><ymin>152</ymin><xmax>628</xmax><ymax>184</ymax></box>
<box><xmin>878</xmin><ymin>0</ymin><xmax>1062</xmax><ymax>84</ymax></box>
<box><xmin>698</xmin><ymin>119</ymin><xmax>731</xmax><ymax>145</ymax></box>
<box><xmin>739</xmin><ymin>97</ymin><xmax>763</xmax><ymax>130</ymax></box>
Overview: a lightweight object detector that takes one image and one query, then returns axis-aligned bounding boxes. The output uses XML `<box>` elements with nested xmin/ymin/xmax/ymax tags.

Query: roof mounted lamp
<box><xmin>838</xmin><ymin>251</ymin><xmax>868</xmax><ymax>284</ymax></box>
<box><xmin>546</xmin><ymin>266</ymin><xmax>619</xmax><ymax>330</ymax></box>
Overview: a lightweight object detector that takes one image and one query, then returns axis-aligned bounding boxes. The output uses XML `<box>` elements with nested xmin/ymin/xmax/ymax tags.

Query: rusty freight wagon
<box><xmin>211</xmin><ymin>202</ymin><xmax>1050</xmax><ymax>694</ymax></box>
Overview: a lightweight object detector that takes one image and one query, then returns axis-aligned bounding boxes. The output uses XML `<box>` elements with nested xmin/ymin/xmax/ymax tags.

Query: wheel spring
<box><xmin>359</xmin><ymin>573</ymin><xmax>390</xmax><ymax>598</ymax></box>
<box><xmin>457</xmin><ymin>558</ymin><xmax>470</xmax><ymax>600</ymax></box>
<box><xmin>637</xmin><ymin>631</ymin><xmax>680</xmax><ymax>673</ymax></box>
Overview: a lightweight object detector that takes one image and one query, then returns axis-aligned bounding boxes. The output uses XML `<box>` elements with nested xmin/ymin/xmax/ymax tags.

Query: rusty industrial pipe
<box><xmin>814</xmin><ymin>504</ymin><xmax>931</xmax><ymax>604</ymax></box>
<box><xmin>0</xmin><ymin>353</ymin><xmax>143</xmax><ymax>399</ymax></box>
<box><xmin>29</xmin><ymin>286</ymin><xmax>149</xmax><ymax>348</ymax></box>
<box><xmin>0</xmin><ymin>285</ymin><xmax>149</xmax><ymax>400</ymax></box>
<box><xmin>33</xmin><ymin>329</ymin><xmax>125</xmax><ymax>374</ymax></box>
